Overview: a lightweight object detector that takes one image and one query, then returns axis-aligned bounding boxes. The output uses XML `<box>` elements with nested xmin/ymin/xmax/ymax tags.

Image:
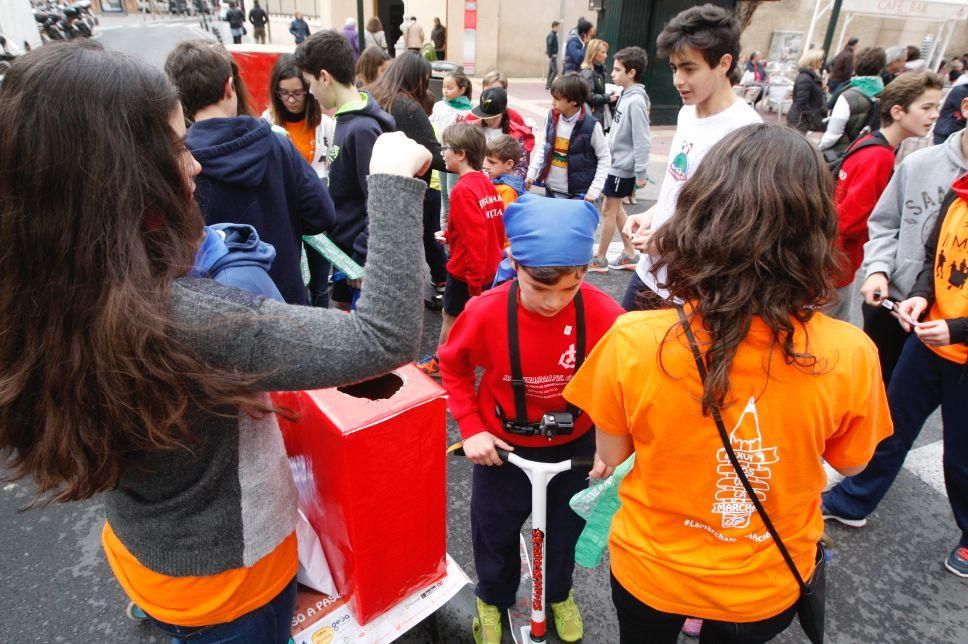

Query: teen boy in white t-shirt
<box><xmin>621</xmin><ymin>4</ymin><xmax>762</xmax><ymax>311</ymax></box>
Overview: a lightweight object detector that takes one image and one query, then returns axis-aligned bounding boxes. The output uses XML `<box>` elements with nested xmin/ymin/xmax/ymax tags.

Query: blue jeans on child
<box><xmin>824</xmin><ymin>336</ymin><xmax>968</xmax><ymax>547</ymax></box>
<box><xmin>147</xmin><ymin>578</ymin><xmax>297</xmax><ymax>644</ymax></box>
<box><xmin>471</xmin><ymin>430</ymin><xmax>594</xmax><ymax>609</ymax></box>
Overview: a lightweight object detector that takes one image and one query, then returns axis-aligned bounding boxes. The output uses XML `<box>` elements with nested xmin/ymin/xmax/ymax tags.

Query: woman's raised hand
<box><xmin>369</xmin><ymin>132</ymin><xmax>433</xmax><ymax>178</ymax></box>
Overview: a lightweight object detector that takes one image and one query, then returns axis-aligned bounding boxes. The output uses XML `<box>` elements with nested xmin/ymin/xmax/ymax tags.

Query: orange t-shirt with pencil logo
<box><xmin>925</xmin><ymin>194</ymin><xmax>968</xmax><ymax>364</ymax></box>
<box><xmin>564</xmin><ymin>309</ymin><xmax>892</xmax><ymax>622</ymax></box>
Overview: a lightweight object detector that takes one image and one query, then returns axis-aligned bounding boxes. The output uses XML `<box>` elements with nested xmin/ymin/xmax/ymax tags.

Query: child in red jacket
<box><xmin>418</xmin><ymin>122</ymin><xmax>506</xmax><ymax>376</ymax></box>
<box><xmin>829</xmin><ymin>72</ymin><xmax>942</xmax><ymax>321</ymax></box>
<box><xmin>438</xmin><ymin>194</ymin><xmax>624</xmax><ymax>643</ymax></box>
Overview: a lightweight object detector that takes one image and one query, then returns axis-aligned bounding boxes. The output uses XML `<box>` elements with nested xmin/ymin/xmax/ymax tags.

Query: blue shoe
<box><xmin>125</xmin><ymin>602</ymin><xmax>148</xmax><ymax>621</ymax></box>
<box><xmin>944</xmin><ymin>546</ymin><xmax>968</xmax><ymax>578</ymax></box>
<box><xmin>820</xmin><ymin>494</ymin><xmax>867</xmax><ymax>528</ymax></box>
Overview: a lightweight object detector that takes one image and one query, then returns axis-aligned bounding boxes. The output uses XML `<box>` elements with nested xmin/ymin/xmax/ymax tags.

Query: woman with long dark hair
<box><xmin>565</xmin><ymin>125</ymin><xmax>892</xmax><ymax>643</ymax></box>
<box><xmin>370</xmin><ymin>51</ymin><xmax>449</xmax><ymax>299</ymax></box>
<box><xmin>0</xmin><ymin>42</ymin><xmax>430</xmax><ymax>643</ymax></box>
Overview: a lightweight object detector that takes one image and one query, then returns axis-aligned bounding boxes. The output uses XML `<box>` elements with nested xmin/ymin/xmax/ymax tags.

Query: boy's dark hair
<box><xmin>293</xmin><ymin>30</ymin><xmax>355</xmax><ymax>85</ymax></box>
<box><xmin>576</xmin><ymin>18</ymin><xmax>594</xmax><ymax>38</ymax></box>
<box><xmin>550</xmin><ymin>72</ymin><xmax>589</xmax><ymax>107</ymax></box>
<box><xmin>854</xmin><ymin>47</ymin><xmax>887</xmax><ymax>77</ymax></box>
<box><xmin>656</xmin><ymin>3</ymin><xmax>740</xmax><ymax>75</ymax></box>
<box><xmin>552</xmin><ymin>21</ymin><xmax>560</xmax><ymax>29</ymax></box>
<box><xmin>485</xmin><ymin>134</ymin><xmax>521</xmax><ymax>164</ymax></box>
<box><xmin>906</xmin><ymin>45</ymin><xmax>921</xmax><ymax>61</ymax></box>
<box><xmin>443</xmin><ymin>121</ymin><xmax>486</xmax><ymax>170</ymax></box>
<box><xmin>520</xmin><ymin>265</ymin><xmax>588</xmax><ymax>285</ymax></box>
<box><xmin>165</xmin><ymin>40</ymin><xmax>233</xmax><ymax>120</ymax></box>
<box><xmin>879</xmin><ymin>71</ymin><xmax>943</xmax><ymax>125</ymax></box>
<box><xmin>614</xmin><ymin>46</ymin><xmax>648</xmax><ymax>82</ymax></box>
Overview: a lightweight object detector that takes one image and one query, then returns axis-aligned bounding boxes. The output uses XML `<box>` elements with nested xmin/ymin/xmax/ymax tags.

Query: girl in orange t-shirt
<box><xmin>263</xmin><ymin>54</ymin><xmax>335</xmax><ymax>308</ymax></box>
<box><xmin>565</xmin><ymin>124</ymin><xmax>893</xmax><ymax>643</ymax></box>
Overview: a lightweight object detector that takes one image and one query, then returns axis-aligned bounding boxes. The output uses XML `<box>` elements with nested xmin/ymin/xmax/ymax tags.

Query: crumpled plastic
<box><xmin>569</xmin><ymin>454</ymin><xmax>636</xmax><ymax>568</ymax></box>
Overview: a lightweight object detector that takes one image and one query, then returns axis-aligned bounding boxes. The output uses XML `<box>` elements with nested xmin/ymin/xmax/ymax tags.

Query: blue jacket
<box><xmin>493</xmin><ymin>173</ymin><xmax>526</xmax><ymax>197</ymax></box>
<box><xmin>327</xmin><ymin>92</ymin><xmax>396</xmax><ymax>261</ymax></box>
<box><xmin>186</xmin><ymin>116</ymin><xmax>336</xmax><ymax>305</ymax></box>
<box><xmin>538</xmin><ymin>106</ymin><xmax>598</xmax><ymax>196</ymax></box>
<box><xmin>191</xmin><ymin>223</ymin><xmax>284</xmax><ymax>302</ymax></box>
<box><xmin>563</xmin><ymin>32</ymin><xmax>583</xmax><ymax>73</ymax></box>
<box><xmin>934</xmin><ymin>84</ymin><xmax>968</xmax><ymax>145</ymax></box>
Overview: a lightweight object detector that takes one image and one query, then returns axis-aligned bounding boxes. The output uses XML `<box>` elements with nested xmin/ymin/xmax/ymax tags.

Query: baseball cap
<box><xmin>471</xmin><ymin>87</ymin><xmax>508</xmax><ymax>119</ymax></box>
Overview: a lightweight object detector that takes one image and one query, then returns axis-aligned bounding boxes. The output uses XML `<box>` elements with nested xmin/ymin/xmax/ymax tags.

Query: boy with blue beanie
<box><xmin>438</xmin><ymin>195</ymin><xmax>624</xmax><ymax>644</ymax></box>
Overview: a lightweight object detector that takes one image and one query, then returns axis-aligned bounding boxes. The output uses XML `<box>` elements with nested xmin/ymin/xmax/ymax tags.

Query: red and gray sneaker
<box><xmin>944</xmin><ymin>546</ymin><xmax>968</xmax><ymax>578</ymax></box>
<box><xmin>588</xmin><ymin>257</ymin><xmax>609</xmax><ymax>273</ymax></box>
<box><xmin>608</xmin><ymin>253</ymin><xmax>640</xmax><ymax>271</ymax></box>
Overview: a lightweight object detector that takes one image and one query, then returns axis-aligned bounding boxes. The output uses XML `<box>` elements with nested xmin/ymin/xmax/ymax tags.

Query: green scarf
<box><xmin>445</xmin><ymin>96</ymin><xmax>473</xmax><ymax>110</ymax></box>
<box><xmin>849</xmin><ymin>75</ymin><xmax>884</xmax><ymax>99</ymax></box>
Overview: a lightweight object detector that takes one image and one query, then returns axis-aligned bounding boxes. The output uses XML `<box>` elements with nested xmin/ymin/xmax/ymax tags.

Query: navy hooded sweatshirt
<box><xmin>327</xmin><ymin>92</ymin><xmax>396</xmax><ymax>261</ymax></box>
<box><xmin>186</xmin><ymin>116</ymin><xmax>336</xmax><ymax>305</ymax></box>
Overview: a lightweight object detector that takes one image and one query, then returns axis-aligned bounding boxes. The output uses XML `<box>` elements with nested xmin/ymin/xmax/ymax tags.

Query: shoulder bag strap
<box><xmin>675</xmin><ymin>305</ymin><xmax>808</xmax><ymax>592</ymax></box>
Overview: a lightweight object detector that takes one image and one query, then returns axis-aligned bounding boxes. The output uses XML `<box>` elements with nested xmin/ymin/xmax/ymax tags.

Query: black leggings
<box><xmin>610</xmin><ymin>571</ymin><xmax>798</xmax><ymax>644</ymax></box>
<box><xmin>423</xmin><ymin>189</ymin><xmax>448</xmax><ymax>285</ymax></box>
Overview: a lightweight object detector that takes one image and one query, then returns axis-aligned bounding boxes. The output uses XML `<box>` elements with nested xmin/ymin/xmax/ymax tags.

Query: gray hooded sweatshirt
<box><xmin>606</xmin><ymin>83</ymin><xmax>651</xmax><ymax>181</ymax></box>
<box><xmin>864</xmin><ymin>130</ymin><xmax>968</xmax><ymax>300</ymax></box>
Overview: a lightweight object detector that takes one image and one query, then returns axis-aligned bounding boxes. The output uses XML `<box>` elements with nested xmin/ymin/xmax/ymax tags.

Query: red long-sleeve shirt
<box><xmin>833</xmin><ymin>134</ymin><xmax>895</xmax><ymax>287</ymax></box>
<box><xmin>445</xmin><ymin>170</ymin><xmax>506</xmax><ymax>295</ymax></box>
<box><xmin>438</xmin><ymin>280</ymin><xmax>624</xmax><ymax>448</ymax></box>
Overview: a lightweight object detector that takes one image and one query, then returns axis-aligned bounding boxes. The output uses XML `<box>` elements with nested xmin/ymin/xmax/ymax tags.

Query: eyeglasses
<box><xmin>277</xmin><ymin>90</ymin><xmax>307</xmax><ymax>100</ymax></box>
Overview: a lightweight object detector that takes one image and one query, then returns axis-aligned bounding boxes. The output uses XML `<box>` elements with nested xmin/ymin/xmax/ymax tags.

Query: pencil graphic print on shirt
<box><xmin>712</xmin><ymin>397</ymin><xmax>778</xmax><ymax>529</ymax></box>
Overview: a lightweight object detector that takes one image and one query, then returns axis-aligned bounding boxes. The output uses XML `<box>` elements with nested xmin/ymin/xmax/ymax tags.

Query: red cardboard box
<box><xmin>226</xmin><ymin>45</ymin><xmax>293</xmax><ymax>116</ymax></box>
<box><xmin>274</xmin><ymin>364</ymin><xmax>448</xmax><ymax>625</ymax></box>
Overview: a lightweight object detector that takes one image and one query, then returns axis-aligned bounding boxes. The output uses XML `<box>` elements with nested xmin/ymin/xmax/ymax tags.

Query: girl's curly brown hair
<box><xmin>651</xmin><ymin>124</ymin><xmax>840</xmax><ymax>413</ymax></box>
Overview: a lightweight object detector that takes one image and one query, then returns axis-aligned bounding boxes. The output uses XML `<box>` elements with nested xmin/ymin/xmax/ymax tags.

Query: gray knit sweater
<box><xmin>103</xmin><ymin>174</ymin><xmax>426</xmax><ymax>576</ymax></box>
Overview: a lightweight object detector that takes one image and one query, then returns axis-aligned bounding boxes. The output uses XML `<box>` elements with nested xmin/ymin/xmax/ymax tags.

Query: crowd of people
<box><xmin>0</xmin><ymin>3</ymin><xmax>966</xmax><ymax>644</ymax></box>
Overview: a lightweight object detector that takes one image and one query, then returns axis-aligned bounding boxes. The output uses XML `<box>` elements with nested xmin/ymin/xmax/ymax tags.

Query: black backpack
<box><xmin>827</xmin><ymin>131</ymin><xmax>892</xmax><ymax>180</ymax></box>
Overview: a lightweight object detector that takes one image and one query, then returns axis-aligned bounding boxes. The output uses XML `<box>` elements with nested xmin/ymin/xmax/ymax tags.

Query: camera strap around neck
<box><xmin>507</xmin><ymin>280</ymin><xmax>585</xmax><ymax>425</ymax></box>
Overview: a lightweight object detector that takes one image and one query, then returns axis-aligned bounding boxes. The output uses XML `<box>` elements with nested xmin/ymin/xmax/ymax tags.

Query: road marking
<box><xmin>823</xmin><ymin>440</ymin><xmax>946</xmax><ymax>496</ymax></box>
<box><xmin>904</xmin><ymin>440</ymin><xmax>946</xmax><ymax>495</ymax></box>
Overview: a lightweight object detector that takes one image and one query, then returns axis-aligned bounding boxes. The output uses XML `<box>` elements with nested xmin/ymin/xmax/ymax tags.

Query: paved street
<box><xmin>0</xmin><ymin>19</ymin><xmax>965</xmax><ymax>644</ymax></box>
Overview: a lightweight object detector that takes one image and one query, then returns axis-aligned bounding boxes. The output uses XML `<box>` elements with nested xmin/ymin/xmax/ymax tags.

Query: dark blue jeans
<box><xmin>148</xmin><ymin>578</ymin><xmax>297</xmax><ymax>644</ymax></box>
<box><xmin>471</xmin><ymin>431</ymin><xmax>594</xmax><ymax>610</ymax></box>
<box><xmin>825</xmin><ymin>337</ymin><xmax>968</xmax><ymax>547</ymax></box>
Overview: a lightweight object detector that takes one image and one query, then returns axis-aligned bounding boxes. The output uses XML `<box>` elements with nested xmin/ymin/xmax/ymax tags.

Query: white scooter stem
<box><xmin>447</xmin><ymin>443</ymin><xmax>593</xmax><ymax>643</ymax></box>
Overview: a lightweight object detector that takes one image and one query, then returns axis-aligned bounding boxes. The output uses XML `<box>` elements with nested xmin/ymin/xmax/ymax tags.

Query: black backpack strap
<box><xmin>507</xmin><ymin>281</ymin><xmax>530</xmax><ymax>425</ymax></box>
<box><xmin>568</xmin><ymin>290</ymin><xmax>586</xmax><ymax>417</ymax></box>
<box><xmin>506</xmin><ymin>282</ymin><xmax>587</xmax><ymax>423</ymax></box>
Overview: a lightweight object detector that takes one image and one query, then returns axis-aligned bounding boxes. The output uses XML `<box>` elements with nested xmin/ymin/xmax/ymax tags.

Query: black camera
<box><xmin>538</xmin><ymin>411</ymin><xmax>575</xmax><ymax>439</ymax></box>
<box><xmin>499</xmin><ymin>407</ymin><xmax>575</xmax><ymax>438</ymax></box>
